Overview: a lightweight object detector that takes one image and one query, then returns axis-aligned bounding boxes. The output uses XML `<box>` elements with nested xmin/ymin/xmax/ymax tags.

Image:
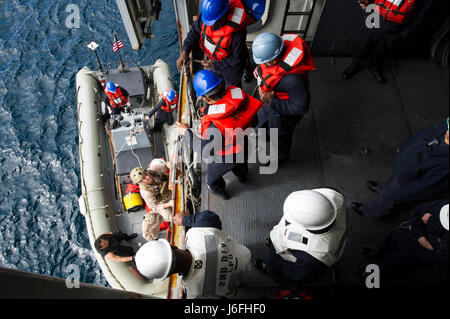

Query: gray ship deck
<box><xmin>201</xmin><ymin>57</ymin><xmax>449</xmax><ymax>298</ymax></box>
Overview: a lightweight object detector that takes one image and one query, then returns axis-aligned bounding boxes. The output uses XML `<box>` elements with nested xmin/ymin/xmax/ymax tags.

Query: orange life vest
<box><xmin>374</xmin><ymin>0</ymin><xmax>416</xmax><ymax>25</ymax></box>
<box><xmin>160</xmin><ymin>91</ymin><xmax>179</xmax><ymax>113</ymax></box>
<box><xmin>257</xmin><ymin>34</ymin><xmax>316</xmax><ymax>100</ymax></box>
<box><xmin>105</xmin><ymin>87</ymin><xmax>128</xmax><ymax>108</ymax></box>
<box><xmin>200</xmin><ymin>87</ymin><xmax>263</xmax><ymax>156</ymax></box>
<box><xmin>199</xmin><ymin>0</ymin><xmax>255</xmax><ymax>61</ymax></box>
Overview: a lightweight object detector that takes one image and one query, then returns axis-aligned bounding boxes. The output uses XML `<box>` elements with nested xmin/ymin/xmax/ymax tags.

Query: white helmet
<box><xmin>440</xmin><ymin>204</ymin><xmax>449</xmax><ymax>231</ymax></box>
<box><xmin>135</xmin><ymin>239</ymin><xmax>174</xmax><ymax>280</ymax></box>
<box><xmin>149</xmin><ymin>158</ymin><xmax>167</xmax><ymax>173</ymax></box>
<box><xmin>283</xmin><ymin>190</ymin><xmax>336</xmax><ymax>231</ymax></box>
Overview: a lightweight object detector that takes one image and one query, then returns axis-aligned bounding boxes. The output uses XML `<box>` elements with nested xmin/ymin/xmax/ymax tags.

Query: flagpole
<box><xmin>87</xmin><ymin>41</ymin><xmax>105</xmax><ymax>75</ymax></box>
<box><xmin>114</xmin><ymin>32</ymin><xmax>126</xmax><ymax>72</ymax></box>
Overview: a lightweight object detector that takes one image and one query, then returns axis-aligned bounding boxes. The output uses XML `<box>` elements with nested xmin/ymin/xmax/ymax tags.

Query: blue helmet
<box><xmin>106</xmin><ymin>81</ymin><xmax>117</xmax><ymax>93</ymax></box>
<box><xmin>201</xmin><ymin>0</ymin><xmax>229</xmax><ymax>26</ymax></box>
<box><xmin>165</xmin><ymin>89</ymin><xmax>177</xmax><ymax>101</ymax></box>
<box><xmin>193</xmin><ymin>70</ymin><xmax>223</xmax><ymax>97</ymax></box>
<box><xmin>245</xmin><ymin>0</ymin><xmax>265</xmax><ymax>20</ymax></box>
<box><xmin>252</xmin><ymin>32</ymin><xmax>284</xmax><ymax>65</ymax></box>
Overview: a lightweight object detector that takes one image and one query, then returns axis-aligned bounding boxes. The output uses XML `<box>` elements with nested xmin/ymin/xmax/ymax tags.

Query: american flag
<box><xmin>113</xmin><ymin>35</ymin><xmax>124</xmax><ymax>52</ymax></box>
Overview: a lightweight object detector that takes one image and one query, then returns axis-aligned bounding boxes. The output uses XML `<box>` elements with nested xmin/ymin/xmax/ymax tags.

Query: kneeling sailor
<box><xmin>255</xmin><ymin>188</ymin><xmax>347</xmax><ymax>284</ymax></box>
<box><xmin>135</xmin><ymin>210</ymin><xmax>251</xmax><ymax>299</ymax></box>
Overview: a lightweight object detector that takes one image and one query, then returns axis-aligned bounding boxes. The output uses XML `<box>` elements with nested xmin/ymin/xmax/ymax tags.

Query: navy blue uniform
<box><xmin>265</xmin><ymin>240</ymin><xmax>328</xmax><ymax>284</ymax></box>
<box><xmin>182</xmin><ymin>210</ymin><xmax>223</xmax><ymax>230</ymax></box>
<box><xmin>256</xmin><ymin>73</ymin><xmax>310</xmax><ymax>161</ymax></box>
<box><xmin>182</xmin><ymin>16</ymin><xmax>248</xmax><ymax>88</ymax></box>
<box><xmin>146</xmin><ymin>98</ymin><xmax>175</xmax><ymax>131</ymax></box>
<box><xmin>363</xmin><ymin>120</ymin><xmax>449</xmax><ymax>218</ymax></box>
<box><xmin>369</xmin><ymin>200</ymin><xmax>448</xmax><ymax>282</ymax></box>
<box><xmin>353</xmin><ymin>0</ymin><xmax>432</xmax><ymax>67</ymax></box>
<box><xmin>184</xmin><ymin>122</ymin><xmax>248</xmax><ymax>194</ymax></box>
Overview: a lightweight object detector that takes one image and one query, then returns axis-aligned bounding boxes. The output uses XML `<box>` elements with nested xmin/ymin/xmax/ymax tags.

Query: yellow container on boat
<box><xmin>123</xmin><ymin>192</ymin><xmax>144</xmax><ymax>212</ymax></box>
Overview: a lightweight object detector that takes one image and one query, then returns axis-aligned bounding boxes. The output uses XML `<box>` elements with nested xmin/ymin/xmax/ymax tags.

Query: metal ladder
<box><xmin>281</xmin><ymin>0</ymin><xmax>317</xmax><ymax>40</ymax></box>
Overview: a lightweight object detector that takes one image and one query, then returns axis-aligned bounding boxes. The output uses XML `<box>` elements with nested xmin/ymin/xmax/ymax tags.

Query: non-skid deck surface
<box><xmin>201</xmin><ymin>57</ymin><xmax>449</xmax><ymax>296</ymax></box>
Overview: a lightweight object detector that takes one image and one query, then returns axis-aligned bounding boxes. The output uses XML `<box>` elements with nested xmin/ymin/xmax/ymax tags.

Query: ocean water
<box><xmin>0</xmin><ymin>0</ymin><xmax>179</xmax><ymax>286</ymax></box>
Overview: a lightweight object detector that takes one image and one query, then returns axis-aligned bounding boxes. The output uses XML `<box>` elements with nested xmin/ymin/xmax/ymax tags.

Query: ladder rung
<box><xmin>286</xmin><ymin>12</ymin><xmax>312</xmax><ymax>16</ymax></box>
<box><xmin>283</xmin><ymin>30</ymin><xmax>307</xmax><ymax>35</ymax></box>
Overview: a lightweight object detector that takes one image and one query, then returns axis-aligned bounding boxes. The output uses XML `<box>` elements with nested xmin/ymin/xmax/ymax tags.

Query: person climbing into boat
<box><xmin>134</xmin><ymin>210</ymin><xmax>252</xmax><ymax>299</ymax></box>
<box><xmin>94</xmin><ymin>231</ymin><xmax>138</xmax><ymax>263</ymax></box>
<box><xmin>130</xmin><ymin>167</ymin><xmax>174</xmax><ymax>241</ymax></box>
<box><xmin>145</xmin><ymin>89</ymin><xmax>178</xmax><ymax>132</ymax></box>
<box><xmin>174</xmin><ymin>69</ymin><xmax>263</xmax><ymax>200</ymax></box>
<box><xmin>176</xmin><ymin>0</ymin><xmax>255</xmax><ymax>87</ymax></box>
<box><xmin>252</xmin><ymin>32</ymin><xmax>316</xmax><ymax>165</ymax></box>
<box><xmin>104</xmin><ymin>81</ymin><xmax>132</xmax><ymax>115</ymax></box>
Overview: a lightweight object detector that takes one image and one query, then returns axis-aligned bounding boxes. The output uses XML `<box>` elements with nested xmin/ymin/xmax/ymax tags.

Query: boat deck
<box><xmin>103</xmin><ymin>101</ymin><xmax>169</xmax><ymax>252</ymax></box>
<box><xmin>201</xmin><ymin>57</ymin><xmax>449</xmax><ymax>297</ymax></box>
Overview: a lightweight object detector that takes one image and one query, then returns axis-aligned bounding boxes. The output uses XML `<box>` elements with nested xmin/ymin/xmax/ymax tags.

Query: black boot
<box><xmin>343</xmin><ymin>61</ymin><xmax>360</xmax><ymax>80</ymax></box>
<box><xmin>126</xmin><ymin>233</ymin><xmax>138</xmax><ymax>240</ymax></box>
<box><xmin>367</xmin><ymin>181</ymin><xmax>379</xmax><ymax>193</ymax></box>
<box><xmin>253</xmin><ymin>259</ymin><xmax>268</xmax><ymax>274</ymax></box>
<box><xmin>368</xmin><ymin>65</ymin><xmax>386</xmax><ymax>84</ymax></box>
<box><xmin>351</xmin><ymin>202</ymin><xmax>364</xmax><ymax>216</ymax></box>
<box><xmin>207</xmin><ymin>184</ymin><xmax>230</xmax><ymax>200</ymax></box>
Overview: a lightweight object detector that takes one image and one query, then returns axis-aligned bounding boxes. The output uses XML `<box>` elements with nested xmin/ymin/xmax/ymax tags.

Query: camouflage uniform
<box><xmin>140</xmin><ymin>171</ymin><xmax>173</xmax><ymax>241</ymax></box>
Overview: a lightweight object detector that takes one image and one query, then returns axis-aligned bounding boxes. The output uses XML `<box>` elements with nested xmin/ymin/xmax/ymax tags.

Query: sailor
<box><xmin>252</xmin><ymin>32</ymin><xmax>316</xmax><ymax>164</ymax></box>
<box><xmin>352</xmin><ymin>118</ymin><xmax>449</xmax><ymax>218</ymax></box>
<box><xmin>104</xmin><ymin>81</ymin><xmax>132</xmax><ymax>114</ymax></box>
<box><xmin>254</xmin><ymin>188</ymin><xmax>347</xmax><ymax>284</ymax></box>
<box><xmin>361</xmin><ymin>200</ymin><xmax>448</xmax><ymax>282</ymax></box>
<box><xmin>134</xmin><ymin>210</ymin><xmax>251</xmax><ymax>299</ymax></box>
<box><xmin>343</xmin><ymin>0</ymin><xmax>432</xmax><ymax>83</ymax></box>
<box><xmin>130</xmin><ymin>167</ymin><xmax>174</xmax><ymax>241</ymax></box>
<box><xmin>145</xmin><ymin>89</ymin><xmax>178</xmax><ymax>132</ymax></box>
<box><xmin>176</xmin><ymin>0</ymin><xmax>255</xmax><ymax>87</ymax></box>
<box><xmin>94</xmin><ymin>231</ymin><xmax>137</xmax><ymax>263</ymax></box>
<box><xmin>174</xmin><ymin>70</ymin><xmax>263</xmax><ymax>199</ymax></box>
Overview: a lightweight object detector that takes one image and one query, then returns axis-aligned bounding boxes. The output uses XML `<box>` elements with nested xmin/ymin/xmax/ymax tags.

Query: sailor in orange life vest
<box><xmin>174</xmin><ymin>70</ymin><xmax>263</xmax><ymax>200</ymax></box>
<box><xmin>104</xmin><ymin>81</ymin><xmax>131</xmax><ymax>114</ymax></box>
<box><xmin>252</xmin><ymin>32</ymin><xmax>316</xmax><ymax>164</ymax></box>
<box><xmin>176</xmin><ymin>0</ymin><xmax>256</xmax><ymax>88</ymax></box>
<box><xmin>343</xmin><ymin>0</ymin><xmax>432</xmax><ymax>84</ymax></box>
<box><xmin>144</xmin><ymin>89</ymin><xmax>178</xmax><ymax>132</ymax></box>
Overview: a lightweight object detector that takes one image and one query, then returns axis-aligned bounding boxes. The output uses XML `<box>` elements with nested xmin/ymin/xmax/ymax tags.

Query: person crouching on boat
<box><xmin>94</xmin><ymin>231</ymin><xmax>138</xmax><ymax>263</ymax></box>
<box><xmin>134</xmin><ymin>210</ymin><xmax>251</xmax><ymax>299</ymax></box>
<box><xmin>104</xmin><ymin>81</ymin><xmax>131</xmax><ymax>115</ymax></box>
<box><xmin>130</xmin><ymin>167</ymin><xmax>174</xmax><ymax>241</ymax></box>
<box><xmin>145</xmin><ymin>89</ymin><xmax>178</xmax><ymax>132</ymax></box>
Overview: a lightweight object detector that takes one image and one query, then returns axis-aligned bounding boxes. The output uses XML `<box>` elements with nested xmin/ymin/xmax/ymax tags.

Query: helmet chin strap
<box><xmin>169</xmin><ymin>249</ymin><xmax>177</xmax><ymax>276</ymax></box>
